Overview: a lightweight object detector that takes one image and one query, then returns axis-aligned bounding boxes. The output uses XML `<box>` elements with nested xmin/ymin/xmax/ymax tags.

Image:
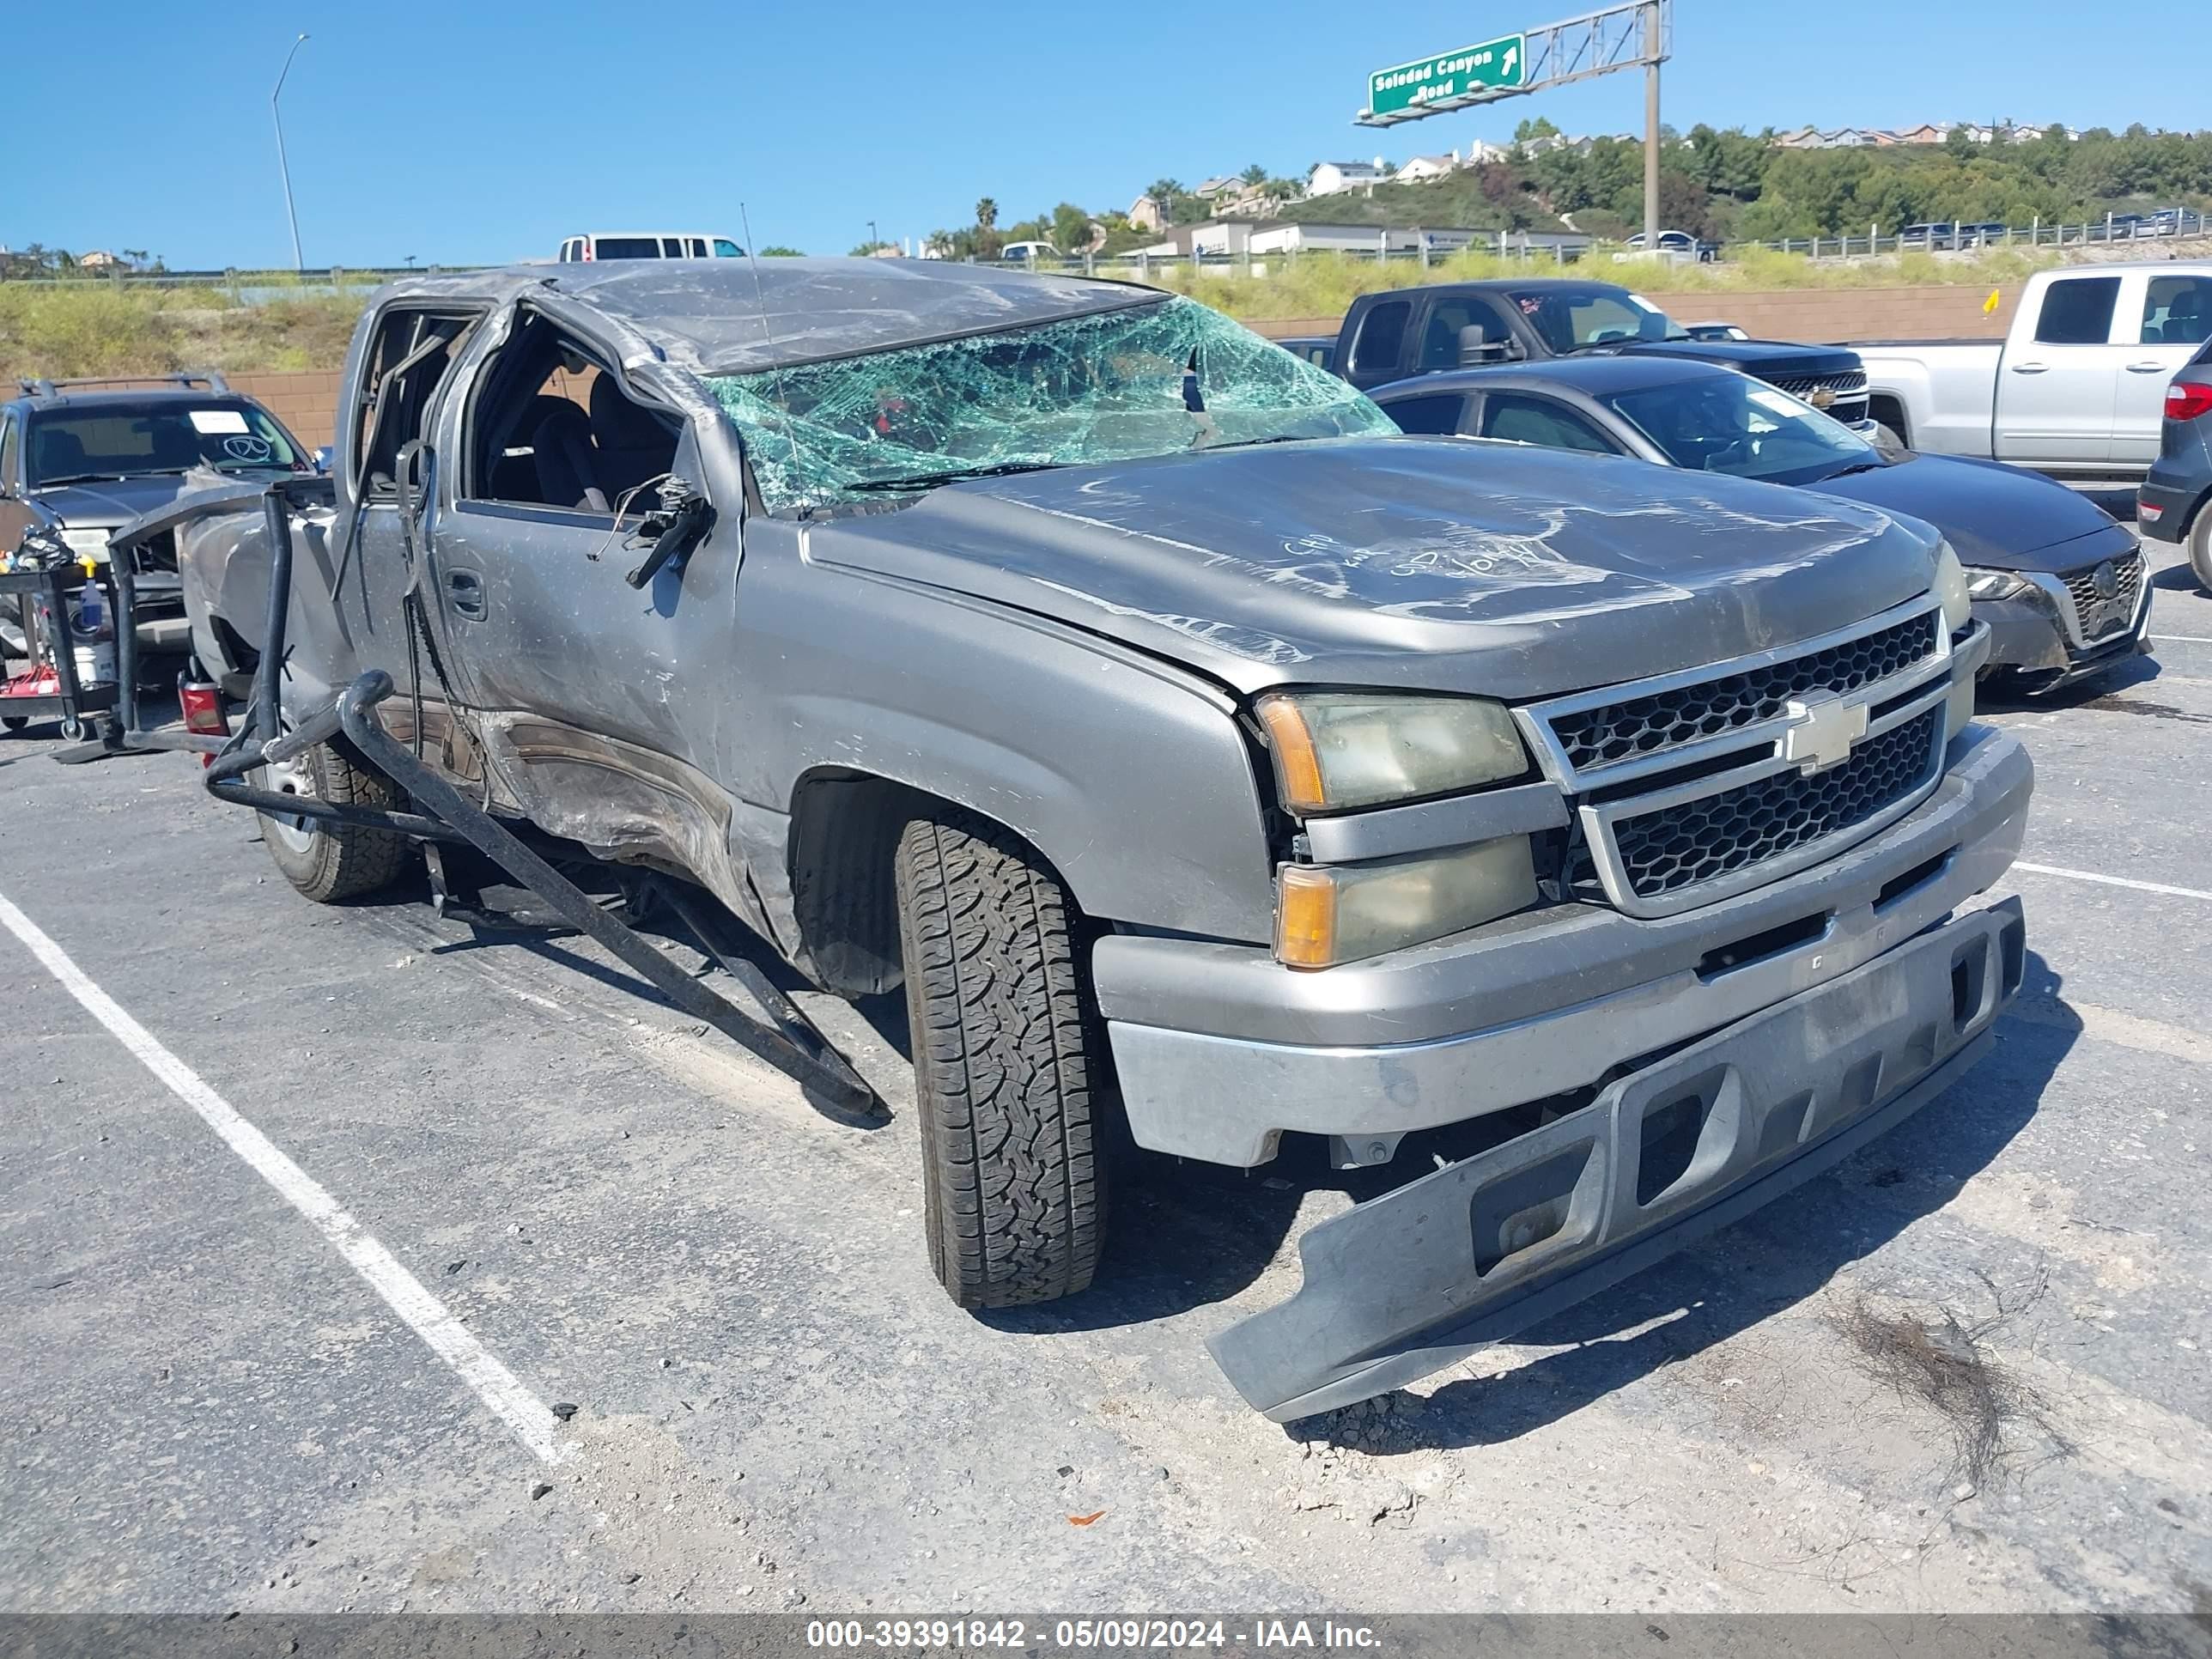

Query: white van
<box><xmin>558</xmin><ymin>233</ymin><xmax>744</xmax><ymax>262</ymax></box>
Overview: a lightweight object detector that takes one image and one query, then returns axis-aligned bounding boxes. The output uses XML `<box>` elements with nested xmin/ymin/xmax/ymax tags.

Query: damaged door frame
<box><xmin>94</xmin><ymin>477</ymin><xmax>885</xmax><ymax>1123</ymax></box>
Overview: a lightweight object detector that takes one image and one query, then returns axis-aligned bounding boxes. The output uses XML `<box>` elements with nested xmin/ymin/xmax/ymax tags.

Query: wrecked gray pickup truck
<box><xmin>151</xmin><ymin>258</ymin><xmax>2033</xmax><ymax>1421</ymax></box>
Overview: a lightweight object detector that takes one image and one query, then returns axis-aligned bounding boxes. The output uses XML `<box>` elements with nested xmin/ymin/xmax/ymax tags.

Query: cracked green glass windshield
<box><xmin>706</xmin><ymin>296</ymin><xmax>1395</xmax><ymax>513</ymax></box>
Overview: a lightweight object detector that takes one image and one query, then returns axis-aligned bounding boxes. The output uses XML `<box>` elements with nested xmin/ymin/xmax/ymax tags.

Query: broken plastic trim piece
<box><xmin>1209</xmin><ymin>899</ymin><xmax>2025</xmax><ymax>1421</ymax></box>
<box><xmin>205</xmin><ymin>670</ymin><xmax>886</xmax><ymax>1121</ymax></box>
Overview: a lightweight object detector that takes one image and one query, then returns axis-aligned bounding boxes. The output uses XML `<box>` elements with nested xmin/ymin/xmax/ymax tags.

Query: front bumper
<box><xmin>1210</xmin><ymin>896</ymin><xmax>2027</xmax><ymax>1420</ymax></box>
<box><xmin>1096</xmin><ymin>727</ymin><xmax>2032</xmax><ymax>1168</ymax></box>
<box><xmin>1974</xmin><ymin>566</ymin><xmax>2153</xmax><ymax>684</ymax></box>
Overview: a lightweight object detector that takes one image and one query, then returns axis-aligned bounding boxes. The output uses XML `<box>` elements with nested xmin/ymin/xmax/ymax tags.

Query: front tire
<box><xmin>894</xmin><ymin>811</ymin><xmax>1107</xmax><ymax>1309</ymax></box>
<box><xmin>258</xmin><ymin>738</ymin><xmax>412</xmax><ymax>902</ymax></box>
<box><xmin>2190</xmin><ymin>507</ymin><xmax>2212</xmax><ymax>594</ymax></box>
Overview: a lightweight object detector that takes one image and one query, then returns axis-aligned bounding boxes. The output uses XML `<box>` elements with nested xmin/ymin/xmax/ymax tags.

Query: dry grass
<box><xmin>1135</xmin><ymin>245</ymin><xmax>2061</xmax><ymax>321</ymax></box>
<box><xmin>1</xmin><ymin>244</ymin><xmax>2064</xmax><ymax>376</ymax></box>
<box><xmin>1829</xmin><ymin>1267</ymin><xmax>2072</xmax><ymax>1492</ymax></box>
<box><xmin>0</xmin><ymin>281</ymin><xmax>362</xmax><ymax>381</ymax></box>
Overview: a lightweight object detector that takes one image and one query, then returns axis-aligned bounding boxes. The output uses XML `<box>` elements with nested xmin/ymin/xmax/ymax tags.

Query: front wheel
<box><xmin>258</xmin><ymin>736</ymin><xmax>413</xmax><ymax>902</ymax></box>
<box><xmin>2190</xmin><ymin>508</ymin><xmax>2212</xmax><ymax>594</ymax></box>
<box><xmin>894</xmin><ymin>811</ymin><xmax>1108</xmax><ymax>1309</ymax></box>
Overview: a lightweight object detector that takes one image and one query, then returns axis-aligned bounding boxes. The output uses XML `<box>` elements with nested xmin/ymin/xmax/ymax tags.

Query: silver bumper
<box><xmin>1097</xmin><ymin>727</ymin><xmax>2033</xmax><ymax>1167</ymax></box>
<box><xmin>1210</xmin><ymin>896</ymin><xmax>2027</xmax><ymax>1421</ymax></box>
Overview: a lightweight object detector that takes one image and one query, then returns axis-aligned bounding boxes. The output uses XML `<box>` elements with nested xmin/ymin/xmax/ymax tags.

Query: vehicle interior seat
<box><xmin>486</xmin><ymin>395</ymin><xmax>584</xmax><ymax>502</ymax></box>
<box><xmin>146</xmin><ymin>419</ymin><xmax>204</xmax><ymax>471</ymax></box>
<box><xmin>32</xmin><ymin>428</ymin><xmax>88</xmax><ymax>479</ymax></box>
<box><xmin>2161</xmin><ymin>290</ymin><xmax>2204</xmax><ymax>343</ymax></box>
<box><xmin>530</xmin><ymin>400</ymin><xmax>609</xmax><ymax>513</ymax></box>
<box><xmin>588</xmin><ymin>376</ymin><xmax>678</xmax><ymax>504</ymax></box>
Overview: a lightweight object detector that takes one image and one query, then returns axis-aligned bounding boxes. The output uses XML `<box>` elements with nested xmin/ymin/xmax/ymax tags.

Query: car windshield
<box><xmin>1507</xmin><ymin>286</ymin><xmax>1691</xmax><ymax>352</ymax></box>
<box><xmin>1601</xmin><ymin>374</ymin><xmax>1879</xmax><ymax>485</ymax></box>
<box><xmin>705</xmin><ymin>295</ymin><xmax>1395</xmax><ymax>513</ymax></box>
<box><xmin>27</xmin><ymin>400</ymin><xmax>303</xmax><ymax>486</ymax></box>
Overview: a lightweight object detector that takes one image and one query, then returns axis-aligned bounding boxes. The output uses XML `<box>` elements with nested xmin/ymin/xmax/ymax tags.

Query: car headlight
<box><xmin>1255</xmin><ymin>690</ymin><xmax>1528</xmax><ymax>816</ymax></box>
<box><xmin>1964</xmin><ymin>568</ymin><xmax>2031</xmax><ymax>602</ymax></box>
<box><xmin>1276</xmin><ymin>839</ymin><xmax>1539</xmax><ymax>969</ymax></box>
<box><xmin>1932</xmin><ymin>538</ymin><xmax>1971</xmax><ymax>633</ymax></box>
<box><xmin>59</xmin><ymin>526</ymin><xmax>115</xmax><ymax>563</ymax></box>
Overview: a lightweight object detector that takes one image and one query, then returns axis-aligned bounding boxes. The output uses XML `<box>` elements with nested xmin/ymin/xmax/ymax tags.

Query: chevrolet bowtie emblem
<box><xmin>1782</xmin><ymin>691</ymin><xmax>1869</xmax><ymax>774</ymax></box>
<box><xmin>1808</xmin><ymin>386</ymin><xmax>1838</xmax><ymax>410</ymax></box>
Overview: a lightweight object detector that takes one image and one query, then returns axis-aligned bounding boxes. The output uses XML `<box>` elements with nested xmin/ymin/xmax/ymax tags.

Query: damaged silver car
<box><xmin>138</xmin><ymin>258</ymin><xmax>2033</xmax><ymax>1421</ymax></box>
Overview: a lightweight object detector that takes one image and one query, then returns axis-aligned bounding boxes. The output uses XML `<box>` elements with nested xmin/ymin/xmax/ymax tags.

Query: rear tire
<box><xmin>258</xmin><ymin>738</ymin><xmax>412</xmax><ymax>902</ymax></box>
<box><xmin>2190</xmin><ymin>507</ymin><xmax>2212</xmax><ymax>594</ymax></box>
<box><xmin>894</xmin><ymin>811</ymin><xmax>1107</xmax><ymax>1309</ymax></box>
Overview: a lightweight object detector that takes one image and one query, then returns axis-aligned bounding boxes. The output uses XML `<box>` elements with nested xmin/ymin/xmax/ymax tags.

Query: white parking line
<box><xmin>2011</xmin><ymin>861</ymin><xmax>2212</xmax><ymax>902</ymax></box>
<box><xmin>2150</xmin><ymin>635</ymin><xmax>2212</xmax><ymax>645</ymax></box>
<box><xmin>0</xmin><ymin>887</ymin><xmax>573</xmax><ymax>1467</ymax></box>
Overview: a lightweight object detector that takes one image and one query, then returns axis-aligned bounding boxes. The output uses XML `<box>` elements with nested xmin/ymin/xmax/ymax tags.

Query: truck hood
<box><xmin>1614</xmin><ymin>339</ymin><xmax>1864</xmax><ymax>380</ymax></box>
<box><xmin>1806</xmin><ymin>451</ymin><xmax>2130</xmax><ymax>571</ymax></box>
<box><xmin>805</xmin><ymin>435</ymin><xmax>1939</xmax><ymax>700</ymax></box>
<box><xmin>27</xmin><ymin>473</ymin><xmax>213</xmax><ymax>528</ymax></box>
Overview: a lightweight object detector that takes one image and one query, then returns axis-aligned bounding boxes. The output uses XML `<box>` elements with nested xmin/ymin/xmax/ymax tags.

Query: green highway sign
<box><xmin>1366</xmin><ymin>34</ymin><xmax>1527</xmax><ymax>118</ymax></box>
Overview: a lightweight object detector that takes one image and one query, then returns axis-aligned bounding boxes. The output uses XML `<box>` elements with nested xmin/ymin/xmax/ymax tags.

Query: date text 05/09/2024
<box><xmin>804</xmin><ymin>1618</ymin><xmax>1382</xmax><ymax>1650</ymax></box>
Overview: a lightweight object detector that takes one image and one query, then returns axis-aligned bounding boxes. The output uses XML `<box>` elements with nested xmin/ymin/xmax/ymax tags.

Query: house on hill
<box><xmin>1308</xmin><ymin>160</ymin><xmax>1386</xmax><ymax>196</ymax></box>
<box><xmin>1395</xmin><ymin>152</ymin><xmax>1460</xmax><ymax>183</ymax></box>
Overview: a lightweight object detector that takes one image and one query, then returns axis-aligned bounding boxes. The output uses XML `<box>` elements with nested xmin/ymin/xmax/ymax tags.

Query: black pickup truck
<box><xmin>1332</xmin><ymin>279</ymin><xmax>1872</xmax><ymax>426</ymax></box>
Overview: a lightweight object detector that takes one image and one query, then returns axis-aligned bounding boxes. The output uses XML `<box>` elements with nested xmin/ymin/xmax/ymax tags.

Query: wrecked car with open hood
<box><xmin>150</xmin><ymin>258</ymin><xmax>2033</xmax><ymax>1422</ymax></box>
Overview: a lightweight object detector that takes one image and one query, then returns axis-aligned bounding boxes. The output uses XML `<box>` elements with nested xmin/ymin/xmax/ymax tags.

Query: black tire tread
<box><xmin>261</xmin><ymin>742</ymin><xmax>410</xmax><ymax>902</ymax></box>
<box><xmin>896</xmin><ymin>811</ymin><xmax>1105</xmax><ymax>1309</ymax></box>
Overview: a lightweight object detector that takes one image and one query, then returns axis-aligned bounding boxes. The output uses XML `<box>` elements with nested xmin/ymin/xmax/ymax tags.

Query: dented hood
<box><xmin>805</xmin><ymin>435</ymin><xmax>1939</xmax><ymax>699</ymax></box>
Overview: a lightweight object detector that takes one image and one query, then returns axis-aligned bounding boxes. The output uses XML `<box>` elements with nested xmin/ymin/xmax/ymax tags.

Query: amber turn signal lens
<box><xmin>1274</xmin><ymin>865</ymin><xmax>1339</xmax><ymax>969</ymax></box>
<box><xmin>1256</xmin><ymin>695</ymin><xmax>1327</xmax><ymax>816</ymax></box>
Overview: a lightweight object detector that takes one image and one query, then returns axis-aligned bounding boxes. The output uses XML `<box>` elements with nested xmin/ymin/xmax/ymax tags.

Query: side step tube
<box><xmin>212</xmin><ymin>672</ymin><xmax>884</xmax><ymax>1122</ymax></box>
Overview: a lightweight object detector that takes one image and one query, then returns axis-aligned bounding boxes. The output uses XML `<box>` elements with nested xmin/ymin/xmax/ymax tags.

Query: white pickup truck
<box><xmin>1857</xmin><ymin>261</ymin><xmax>2212</xmax><ymax>489</ymax></box>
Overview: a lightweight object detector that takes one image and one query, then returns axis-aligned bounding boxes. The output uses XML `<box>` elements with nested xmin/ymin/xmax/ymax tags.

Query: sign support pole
<box><xmin>1642</xmin><ymin>2</ymin><xmax>1662</xmax><ymax>248</ymax></box>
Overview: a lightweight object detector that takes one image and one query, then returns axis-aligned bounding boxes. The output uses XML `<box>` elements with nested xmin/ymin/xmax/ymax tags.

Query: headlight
<box><xmin>1276</xmin><ymin>838</ymin><xmax>1538</xmax><ymax>969</ymax></box>
<box><xmin>1932</xmin><ymin>538</ymin><xmax>1970</xmax><ymax>633</ymax></box>
<box><xmin>1255</xmin><ymin>690</ymin><xmax>1528</xmax><ymax>816</ymax></box>
<box><xmin>60</xmin><ymin>526</ymin><xmax>115</xmax><ymax>563</ymax></box>
<box><xmin>1964</xmin><ymin>568</ymin><xmax>2031</xmax><ymax>602</ymax></box>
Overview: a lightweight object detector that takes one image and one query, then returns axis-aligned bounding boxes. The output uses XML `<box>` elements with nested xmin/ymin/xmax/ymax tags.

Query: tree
<box><xmin>972</xmin><ymin>198</ymin><xmax>1001</xmax><ymax>259</ymax></box>
<box><xmin>1513</xmin><ymin>115</ymin><xmax>1561</xmax><ymax>144</ymax></box>
<box><xmin>758</xmin><ymin>245</ymin><xmax>805</xmax><ymax>257</ymax></box>
<box><xmin>1239</xmin><ymin>163</ymin><xmax>1267</xmax><ymax>185</ymax></box>
<box><xmin>848</xmin><ymin>239</ymin><xmax>896</xmax><ymax>256</ymax></box>
<box><xmin>1145</xmin><ymin>179</ymin><xmax>1184</xmax><ymax>204</ymax></box>
<box><xmin>1050</xmin><ymin>202</ymin><xmax>1094</xmax><ymax>253</ymax></box>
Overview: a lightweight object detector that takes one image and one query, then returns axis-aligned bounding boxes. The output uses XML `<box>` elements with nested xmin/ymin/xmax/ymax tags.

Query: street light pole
<box><xmin>272</xmin><ymin>33</ymin><xmax>310</xmax><ymax>271</ymax></box>
<box><xmin>868</xmin><ymin>219</ymin><xmax>879</xmax><ymax>251</ymax></box>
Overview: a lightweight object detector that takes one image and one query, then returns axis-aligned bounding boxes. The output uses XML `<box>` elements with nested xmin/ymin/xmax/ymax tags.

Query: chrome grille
<box><xmin>1520</xmin><ymin>598</ymin><xmax>1961</xmax><ymax>919</ymax></box>
<box><xmin>2057</xmin><ymin>550</ymin><xmax>2145</xmax><ymax>642</ymax></box>
<box><xmin>1767</xmin><ymin>368</ymin><xmax>1869</xmax><ymax>420</ymax></box>
<box><xmin>1605</xmin><ymin>709</ymin><xmax>1945</xmax><ymax>902</ymax></box>
<box><xmin>1543</xmin><ymin>610</ymin><xmax>1938</xmax><ymax>777</ymax></box>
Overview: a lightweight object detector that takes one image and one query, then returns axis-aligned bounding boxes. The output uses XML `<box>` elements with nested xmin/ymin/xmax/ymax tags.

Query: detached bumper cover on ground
<box><xmin>1210</xmin><ymin>896</ymin><xmax>2028</xmax><ymax>1421</ymax></box>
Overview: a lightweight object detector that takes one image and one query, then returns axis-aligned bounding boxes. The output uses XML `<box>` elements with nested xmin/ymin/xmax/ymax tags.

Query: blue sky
<box><xmin>11</xmin><ymin>0</ymin><xmax>2207</xmax><ymax>269</ymax></box>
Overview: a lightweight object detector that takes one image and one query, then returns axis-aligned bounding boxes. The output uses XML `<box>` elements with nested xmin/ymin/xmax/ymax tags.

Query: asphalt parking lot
<box><xmin>2</xmin><ymin>539</ymin><xmax>2209</xmax><ymax>1617</ymax></box>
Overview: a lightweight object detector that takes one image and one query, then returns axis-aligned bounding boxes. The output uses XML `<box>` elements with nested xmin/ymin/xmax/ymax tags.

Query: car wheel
<box><xmin>2</xmin><ymin>716</ymin><xmax>27</xmax><ymax>734</ymax></box>
<box><xmin>894</xmin><ymin>809</ymin><xmax>1108</xmax><ymax>1309</ymax></box>
<box><xmin>257</xmin><ymin>735</ymin><xmax>413</xmax><ymax>902</ymax></box>
<box><xmin>2191</xmin><ymin>508</ymin><xmax>2212</xmax><ymax>595</ymax></box>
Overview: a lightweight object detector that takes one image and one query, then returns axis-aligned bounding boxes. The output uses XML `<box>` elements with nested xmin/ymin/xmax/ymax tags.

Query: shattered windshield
<box><xmin>705</xmin><ymin>295</ymin><xmax>1395</xmax><ymax>514</ymax></box>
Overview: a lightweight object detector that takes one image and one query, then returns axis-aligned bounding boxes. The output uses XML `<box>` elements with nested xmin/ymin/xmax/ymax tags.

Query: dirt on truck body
<box><xmin>136</xmin><ymin>258</ymin><xmax>2033</xmax><ymax>1420</ymax></box>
